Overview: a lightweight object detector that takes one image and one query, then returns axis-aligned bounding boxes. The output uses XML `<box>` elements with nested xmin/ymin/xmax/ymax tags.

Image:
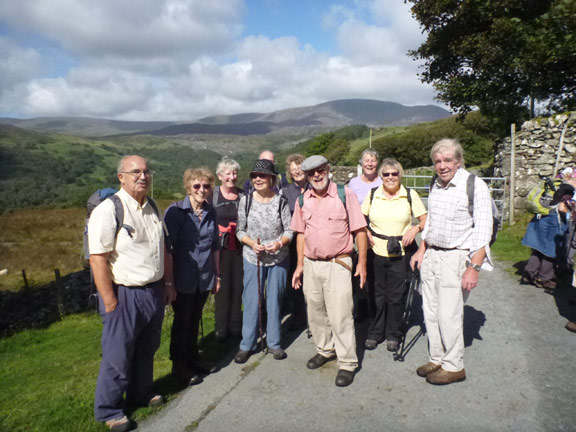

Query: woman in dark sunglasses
<box><xmin>234</xmin><ymin>159</ymin><xmax>293</xmax><ymax>364</ymax></box>
<box><xmin>361</xmin><ymin>158</ymin><xmax>428</xmax><ymax>353</ymax></box>
<box><xmin>164</xmin><ymin>167</ymin><xmax>220</xmax><ymax>386</ymax></box>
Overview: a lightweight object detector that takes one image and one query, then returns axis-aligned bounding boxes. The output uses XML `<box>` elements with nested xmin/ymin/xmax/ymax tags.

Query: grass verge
<box><xmin>0</xmin><ymin>297</ymin><xmax>232</xmax><ymax>432</ymax></box>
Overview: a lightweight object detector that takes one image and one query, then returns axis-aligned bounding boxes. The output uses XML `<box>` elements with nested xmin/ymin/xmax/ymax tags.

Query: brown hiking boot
<box><xmin>416</xmin><ymin>362</ymin><xmax>441</xmax><ymax>377</ymax></box>
<box><xmin>426</xmin><ymin>368</ymin><xmax>466</xmax><ymax>385</ymax></box>
<box><xmin>566</xmin><ymin>321</ymin><xmax>576</xmax><ymax>333</ymax></box>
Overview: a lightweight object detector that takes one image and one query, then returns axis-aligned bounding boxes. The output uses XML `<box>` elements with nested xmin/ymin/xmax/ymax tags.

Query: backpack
<box><xmin>429</xmin><ymin>174</ymin><xmax>500</xmax><ymax>245</ymax></box>
<box><xmin>212</xmin><ymin>185</ymin><xmax>245</xmax><ymax>211</ymax></box>
<box><xmin>83</xmin><ymin>189</ymin><xmax>161</xmax><ymax>259</ymax></box>
<box><xmin>526</xmin><ymin>177</ymin><xmax>562</xmax><ymax>216</ymax></box>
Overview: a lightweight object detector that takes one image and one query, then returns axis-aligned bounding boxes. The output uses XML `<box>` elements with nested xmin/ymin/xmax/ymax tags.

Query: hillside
<box><xmin>0</xmin><ymin>99</ymin><xmax>450</xmax><ymax>138</ymax></box>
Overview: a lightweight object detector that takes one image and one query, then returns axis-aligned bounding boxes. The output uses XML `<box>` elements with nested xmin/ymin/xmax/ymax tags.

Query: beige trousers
<box><xmin>303</xmin><ymin>257</ymin><xmax>358</xmax><ymax>371</ymax></box>
<box><xmin>420</xmin><ymin>248</ymin><xmax>470</xmax><ymax>372</ymax></box>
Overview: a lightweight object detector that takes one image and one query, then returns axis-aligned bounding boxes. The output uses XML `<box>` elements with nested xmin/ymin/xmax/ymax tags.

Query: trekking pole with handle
<box><xmin>256</xmin><ymin>238</ymin><xmax>265</xmax><ymax>353</ymax></box>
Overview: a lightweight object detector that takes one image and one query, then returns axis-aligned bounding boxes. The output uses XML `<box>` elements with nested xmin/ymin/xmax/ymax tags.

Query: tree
<box><xmin>407</xmin><ymin>0</ymin><xmax>576</xmax><ymax>123</ymax></box>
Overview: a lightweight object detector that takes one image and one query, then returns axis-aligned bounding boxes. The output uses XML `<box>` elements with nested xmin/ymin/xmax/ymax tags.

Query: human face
<box><xmin>306</xmin><ymin>164</ymin><xmax>329</xmax><ymax>193</ymax></box>
<box><xmin>433</xmin><ymin>149</ymin><xmax>462</xmax><ymax>186</ymax></box>
<box><xmin>289</xmin><ymin>161</ymin><xmax>306</xmax><ymax>183</ymax></box>
<box><xmin>381</xmin><ymin>166</ymin><xmax>401</xmax><ymax>193</ymax></box>
<box><xmin>362</xmin><ymin>155</ymin><xmax>378</xmax><ymax>177</ymax></box>
<box><xmin>218</xmin><ymin>168</ymin><xmax>238</xmax><ymax>188</ymax></box>
<box><xmin>259</xmin><ymin>151</ymin><xmax>275</xmax><ymax>163</ymax></box>
<box><xmin>250</xmin><ymin>173</ymin><xmax>272</xmax><ymax>192</ymax></box>
<box><xmin>118</xmin><ymin>156</ymin><xmax>151</xmax><ymax>201</ymax></box>
<box><xmin>188</xmin><ymin>177</ymin><xmax>211</xmax><ymax>206</ymax></box>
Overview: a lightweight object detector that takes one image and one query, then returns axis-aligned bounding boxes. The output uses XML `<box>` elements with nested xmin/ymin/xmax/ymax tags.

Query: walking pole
<box><xmin>256</xmin><ymin>238</ymin><xmax>265</xmax><ymax>353</ymax></box>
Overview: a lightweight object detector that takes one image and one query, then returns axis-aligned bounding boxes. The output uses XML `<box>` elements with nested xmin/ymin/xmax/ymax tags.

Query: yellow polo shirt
<box><xmin>361</xmin><ymin>185</ymin><xmax>427</xmax><ymax>257</ymax></box>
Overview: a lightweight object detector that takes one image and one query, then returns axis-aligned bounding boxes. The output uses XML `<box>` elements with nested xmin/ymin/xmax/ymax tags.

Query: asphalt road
<box><xmin>139</xmin><ymin>262</ymin><xmax>576</xmax><ymax>432</ymax></box>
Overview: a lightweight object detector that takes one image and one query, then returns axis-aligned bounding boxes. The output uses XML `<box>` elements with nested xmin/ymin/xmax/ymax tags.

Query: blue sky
<box><xmin>0</xmin><ymin>0</ymin><xmax>440</xmax><ymax>121</ymax></box>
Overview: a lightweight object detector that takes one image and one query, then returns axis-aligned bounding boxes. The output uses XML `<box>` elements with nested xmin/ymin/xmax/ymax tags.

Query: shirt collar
<box><xmin>118</xmin><ymin>187</ymin><xmax>148</xmax><ymax>211</ymax></box>
<box><xmin>435</xmin><ymin>167</ymin><xmax>466</xmax><ymax>189</ymax></box>
<box><xmin>375</xmin><ymin>184</ymin><xmax>408</xmax><ymax>199</ymax></box>
<box><xmin>307</xmin><ymin>180</ymin><xmax>336</xmax><ymax>198</ymax></box>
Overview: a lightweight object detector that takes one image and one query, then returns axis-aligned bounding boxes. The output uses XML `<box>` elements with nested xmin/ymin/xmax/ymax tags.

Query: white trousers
<box><xmin>420</xmin><ymin>248</ymin><xmax>469</xmax><ymax>372</ymax></box>
<box><xmin>303</xmin><ymin>257</ymin><xmax>358</xmax><ymax>371</ymax></box>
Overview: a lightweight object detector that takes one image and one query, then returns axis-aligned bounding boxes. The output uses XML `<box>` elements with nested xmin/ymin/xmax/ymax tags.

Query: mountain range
<box><xmin>0</xmin><ymin>99</ymin><xmax>450</xmax><ymax>137</ymax></box>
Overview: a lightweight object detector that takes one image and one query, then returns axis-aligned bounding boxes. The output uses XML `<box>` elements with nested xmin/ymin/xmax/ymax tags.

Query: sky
<box><xmin>0</xmin><ymin>0</ymin><xmax>441</xmax><ymax>121</ymax></box>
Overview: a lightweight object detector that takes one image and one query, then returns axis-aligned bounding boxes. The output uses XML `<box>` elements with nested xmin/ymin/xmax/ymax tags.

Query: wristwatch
<box><xmin>466</xmin><ymin>262</ymin><xmax>481</xmax><ymax>272</ymax></box>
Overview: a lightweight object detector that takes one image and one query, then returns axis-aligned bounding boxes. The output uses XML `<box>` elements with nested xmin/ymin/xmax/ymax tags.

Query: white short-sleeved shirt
<box><xmin>88</xmin><ymin>188</ymin><xmax>164</xmax><ymax>286</ymax></box>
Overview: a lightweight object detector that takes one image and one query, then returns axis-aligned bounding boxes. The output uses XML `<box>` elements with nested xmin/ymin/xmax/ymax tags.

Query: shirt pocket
<box><xmin>327</xmin><ymin>210</ymin><xmax>349</xmax><ymax>236</ymax></box>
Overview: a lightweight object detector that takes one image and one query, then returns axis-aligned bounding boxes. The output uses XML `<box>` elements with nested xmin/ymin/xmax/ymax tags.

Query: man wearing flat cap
<box><xmin>291</xmin><ymin>155</ymin><xmax>367</xmax><ymax>387</ymax></box>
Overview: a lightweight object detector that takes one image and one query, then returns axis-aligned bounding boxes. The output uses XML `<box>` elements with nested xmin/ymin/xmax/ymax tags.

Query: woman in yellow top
<box><xmin>361</xmin><ymin>158</ymin><xmax>427</xmax><ymax>352</ymax></box>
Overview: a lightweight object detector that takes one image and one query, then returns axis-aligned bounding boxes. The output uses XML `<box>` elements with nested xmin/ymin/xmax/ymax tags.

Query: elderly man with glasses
<box><xmin>88</xmin><ymin>155</ymin><xmax>176</xmax><ymax>431</ymax></box>
<box><xmin>291</xmin><ymin>155</ymin><xmax>368</xmax><ymax>387</ymax></box>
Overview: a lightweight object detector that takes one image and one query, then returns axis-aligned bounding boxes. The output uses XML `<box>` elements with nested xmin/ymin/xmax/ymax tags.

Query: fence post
<box><xmin>509</xmin><ymin>123</ymin><xmax>516</xmax><ymax>225</ymax></box>
<box><xmin>54</xmin><ymin>269</ymin><xmax>65</xmax><ymax>319</ymax></box>
<box><xmin>21</xmin><ymin>269</ymin><xmax>29</xmax><ymax>289</ymax></box>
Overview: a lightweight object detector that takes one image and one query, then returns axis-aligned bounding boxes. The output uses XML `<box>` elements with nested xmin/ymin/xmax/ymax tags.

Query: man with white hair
<box><xmin>89</xmin><ymin>155</ymin><xmax>176</xmax><ymax>431</ymax></box>
<box><xmin>411</xmin><ymin>139</ymin><xmax>493</xmax><ymax>385</ymax></box>
<box><xmin>291</xmin><ymin>155</ymin><xmax>367</xmax><ymax>387</ymax></box>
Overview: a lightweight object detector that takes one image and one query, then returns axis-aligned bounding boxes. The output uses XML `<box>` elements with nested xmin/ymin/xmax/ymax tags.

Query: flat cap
<box><xmin>301</xmin><ymin>155</ymin><xmax>328</xmax><ymax>172</ymax></box>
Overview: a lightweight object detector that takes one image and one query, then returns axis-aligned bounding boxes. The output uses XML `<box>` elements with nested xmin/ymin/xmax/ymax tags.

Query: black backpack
<box><xmin>83</xmin><ymin>189</ymin><xmax>161</xmax><ymax>259</ymax></box>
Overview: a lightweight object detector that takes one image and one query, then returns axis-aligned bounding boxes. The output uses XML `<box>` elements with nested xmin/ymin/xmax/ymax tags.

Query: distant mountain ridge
<box><xmin>0</xmin><ymin>99</ymin><xmax>451</xmax><ymax>137</ymax></box>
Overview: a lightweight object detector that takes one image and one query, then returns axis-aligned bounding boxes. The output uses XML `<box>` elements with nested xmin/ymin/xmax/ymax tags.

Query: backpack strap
<box><xmin>107</xmin><ymin>195</ymin><xmax>124</xmax><ymax>238</ymax></box>
<box><xmin>212</xmin><ymin>185</ymin><xmax>220</xmax><ymax>206</ymax></box>
<box><xmin>297</xmin><ymin>183</ymin><xmax>347</xmax><ymax>212</ymax></box>
<box><xmin>467</xmin><ymin>174</ymin><xmax>475</xmax><ymax>216</ymax></box>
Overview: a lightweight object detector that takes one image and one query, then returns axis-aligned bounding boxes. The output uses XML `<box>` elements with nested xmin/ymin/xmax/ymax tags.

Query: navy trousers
<box><xmin>94</xmin><ymin>282</ymin><xmax>164</xmax><ymax>422</ymax></box>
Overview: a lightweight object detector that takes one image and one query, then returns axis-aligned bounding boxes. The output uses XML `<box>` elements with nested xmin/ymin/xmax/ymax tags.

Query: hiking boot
<box><xmin>172</xmin><ymin>361</ymin><xmax>193</xmax><ymax>383</ymax></box>
<box><xmin>105</xmin><ymin>416</ymin><xmax>130</xmax><ymax>432</ymax></box>
<box><xmin>364</xmin><ymin>339</ymin><xmax>378</xmax><ymax>350</ymax></box>
<box><xmin>566</xmin><ymin>321</ymin><xmax>576</xmax><ymax>333</ymax></box>
<box><xmin>520</xmin><ymin>273</ymin><xmax>535</xmax><ymax>285</ymax></box>
<box><xmin>270</xmin><ymin>348</ymin><xmax>287</xmax><ymax>360</ymax></box>
<box><xmin>335</xmin><ymin>369</ymin><xmax>355</xmax><ymax>387</ymax></box>
<box><xmin>426</xmin><ymin>368</ymin><xmax>466</xmax><ymax>385</ymax></box>
<box><xmin>416</xmin><ymin>362</ymin><xmax>442</xmax><ymax>377</ymax></box>
<box><xmin>234</xmin><ymin>350</ymin><xmax>251</xmax><ymax>364</ymax></box>
<box><xmin>386</xmin><ymin>340</ymin><xmax>399</xmax><ymax>352</ymax></box>
<box><xmin>190</xmin><ymin>360</ymin><xmax>219</xmax><ymax>375</ymax></box>
<box><xmin>306</xmin><ymin>353</ymin><xmax>336</xmax><ymax>370</ymax></box>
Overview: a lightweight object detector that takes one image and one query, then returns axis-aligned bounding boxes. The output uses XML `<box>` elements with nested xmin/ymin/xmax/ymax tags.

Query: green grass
<box><xmin>0</xmin><ymin>298</ymin><xmax>232</xmax><ymax>432</ymax></box>
<box><xmin>491</xmin><ymin>213</ymin><xmax>532</xmax><ymax>263</ymax></box>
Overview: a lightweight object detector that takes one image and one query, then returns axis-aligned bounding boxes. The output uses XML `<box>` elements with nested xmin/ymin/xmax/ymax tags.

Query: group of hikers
<box><xmin>88</xmin><ymin>138</ymin><xmax>497</xmax><ymax>431</ymax></box>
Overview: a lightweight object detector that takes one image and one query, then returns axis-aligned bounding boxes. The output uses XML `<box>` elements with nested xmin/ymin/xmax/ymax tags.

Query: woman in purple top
<box><xmin>164</xmin><ymin>167</ymin><xmax>220</xmax><ymax>386</ymax></box>
<box><xmin>348</xmin><ymin>148</ymin><xmax>382</xmax><ymax>205</ymax></box>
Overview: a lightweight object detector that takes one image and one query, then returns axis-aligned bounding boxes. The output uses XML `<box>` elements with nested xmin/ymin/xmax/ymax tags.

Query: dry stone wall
<box><xmin>494</xmin><ymin>112</ymin><xmax>576</xmax><ymax>215</ymax></box>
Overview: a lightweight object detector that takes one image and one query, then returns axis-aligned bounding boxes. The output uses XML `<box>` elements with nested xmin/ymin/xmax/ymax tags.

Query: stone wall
<box><xmin>494</xmin><ymin>112</ymin><xmax>576</xmax><ymax>215</ymax></box>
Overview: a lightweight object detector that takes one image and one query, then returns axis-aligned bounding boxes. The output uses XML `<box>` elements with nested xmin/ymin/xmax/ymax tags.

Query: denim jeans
<box><xmin>240</xmin><ymin>257</ymin><xmax>288</xmax><ymax>351</ymax></box>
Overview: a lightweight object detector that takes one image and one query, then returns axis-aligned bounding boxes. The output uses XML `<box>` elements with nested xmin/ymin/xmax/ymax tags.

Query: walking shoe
<box><xmin>148</xmin><ymin>394</ymin><xmax>164</xmax><ymax>407</ymax></box>
<box><xmin>306</xmin><ymin>353</ymin><xmax>336</xmax><ymax>370</ymax></box>
<box><xmin>364</xmin><ymin>339</ymin><xmax>378</xmax><ymax>350</ymax></box>
<box><xmin>386</xmin><ymin>340</ymin><xmax>399</xmax><ymax>352</ymax></box>
<box><xmin>234</xmin><ymin>350</ymin><xmax>251</xmax><ymax>364</ymax></box>
<box><xmin>520</xmin><ymin>273</ymin><xmax>535</xmax><ymax>285</ymax></box>
<box><xmin>270</xmin><ymin>348</ymin><xmax>287</xmax><ymax>360</ymax></box>
<box><xmin>534</xmin><ymin>278</ymin><xmax>556</xmax><ymax>290</ymax></box>
<box><xmin>105</xmin><ymin>416</ymin><xmax>130</xmax><ymax>432</ymax></box>
<box><xmin>426</xmin><ymin>368</ymin><xmax>466</xmax><ymax>385</ymax></box>
<box><xmin>190</xmin><ymin>361</ymin><xmax>219</xmax><ymax>375</ymax></box>
<box><xmin>416</xmin><ymin>362</ymin><xmax>442</xmax><ymax>377</ymax></box>
<box><xmin>566</xmin><ymin>321</ymin><xmax>576</xmax><ymax>333</ymax></box>
<box><xmin>335</xmin><ymin>369</ymin><xmax>355</xmax><ymax>387</ymax></box>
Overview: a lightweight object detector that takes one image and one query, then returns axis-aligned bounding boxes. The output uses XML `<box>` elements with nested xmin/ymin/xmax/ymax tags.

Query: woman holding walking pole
<box><xmin>234</xmin><ymin>159</ymin><xmax>293</xmax><ymax>364</ymax></box>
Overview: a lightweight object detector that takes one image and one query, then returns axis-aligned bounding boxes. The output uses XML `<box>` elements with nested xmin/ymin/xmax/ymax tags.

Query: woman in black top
<box><xmin>213</xmin><ymin>157</ymin><xmax>244</xmax><ymax>342</ymax></box>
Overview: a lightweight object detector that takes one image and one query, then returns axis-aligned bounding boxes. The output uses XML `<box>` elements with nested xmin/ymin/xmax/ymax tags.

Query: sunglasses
<box><xmin>305</xmin><ymin>167</ymin><xmax>326</xmax><ymax>176</ymax></box>
<box><xmin>382</xmin><ymin>172</ymin><xmax>400</xmax><ymax>177</ymax></box>
<box><xmin>250</xmin><ymin>173</ymin><xmax>269</xmax><ymax>179</ymax></box>
<box><xmin>192</xmin><ymin>183</ymin><xmax>211</xmax><ymax>190</ymax></box>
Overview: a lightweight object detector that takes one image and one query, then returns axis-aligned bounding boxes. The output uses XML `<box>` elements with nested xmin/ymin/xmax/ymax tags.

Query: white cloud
<box><xmin>0</xmin><ymin>0</ymin><xmax>441</xmax><ymax>120</ymax></box>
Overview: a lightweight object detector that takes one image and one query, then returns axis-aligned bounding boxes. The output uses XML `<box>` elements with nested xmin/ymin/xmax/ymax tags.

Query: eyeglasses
<box><xmin>192</xmin><ymin>183</ymin><xmax>211</xmax><ymax>190</ymax></box>
<box><xmin>121</xmin><ymin>169</ymin><xmax>153</xmax><ymax>177</ymax></box>
<box><xmin>305</xmin><ymin>167</ymin><xmax>326</xmax><ymax>176</ymax></box>
<box><xmin>250</xmin><ymin>173</ymin><xmax>269</xmax><ymax>179</ymax></box>
<box><xmin>382</xmin><ymin>172</ymin><xmax>400</xmax><ymax>177</ymax></box>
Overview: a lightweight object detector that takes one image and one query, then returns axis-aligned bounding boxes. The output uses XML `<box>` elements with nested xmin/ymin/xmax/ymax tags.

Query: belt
<box><xmin>429</xmin><ymin>246</ymin><xmax>462</xmax><ymax>251</ymax></box>
<box><xmin>308</xmin><ymin>253</ymin><xmax>352</xmax><ymax>272</ymax></box>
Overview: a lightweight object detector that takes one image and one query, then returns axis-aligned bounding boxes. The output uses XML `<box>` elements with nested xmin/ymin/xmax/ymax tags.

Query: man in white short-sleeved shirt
<box><xmin>89</xmin><ymin>155</ymin><xmax>176</xmax><ymax>431</ymax></box>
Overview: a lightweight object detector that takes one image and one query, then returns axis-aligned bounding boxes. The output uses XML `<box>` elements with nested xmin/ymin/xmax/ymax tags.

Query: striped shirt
<box><xmin>422</xmin><ymin>168</ymin><xmax>493</xmax><ymax>270</ymax></box>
